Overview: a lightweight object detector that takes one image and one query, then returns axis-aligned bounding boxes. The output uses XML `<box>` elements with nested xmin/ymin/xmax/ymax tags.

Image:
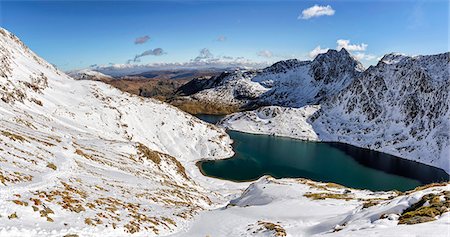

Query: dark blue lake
<box><xmin>197</xmin><ymin>114</ymin><xmax>449</xmax><ymax>191</ymax></box>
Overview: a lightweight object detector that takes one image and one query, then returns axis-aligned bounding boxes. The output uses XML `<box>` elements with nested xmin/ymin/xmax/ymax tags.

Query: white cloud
<box><xmin>308</xmin><ymin>46</ymin><xmax>329</xmax><ymax>59</ymax></box>
<box><xmin>299</xmin><ymin>5</ymin><xmax>335</xmax><ymax>20</ymax></box>
<box><xmin>308</xmin><ymin>41</ymin><xmax>376</xmax><ymax>61</ymax></box>
<box><xmin>353</xmin><ymin>52</ymin><xmax>376</xmax><ymax>61</ymax></box>
<box><xmin>336</xmin><ymin>39</ymin><xmax>367</xmax><ymax>51</ymax></box>
<box><xmin>257</xmin><ymin>50</ymin><xmax>273</xmax><ymax>58</ymax></box>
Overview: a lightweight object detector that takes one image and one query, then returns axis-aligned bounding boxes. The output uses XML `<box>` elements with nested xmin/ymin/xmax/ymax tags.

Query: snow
<box><xmin>221</xmin><ymin>105</ymin><xmax>320</xmax><ymax>141</ymax></box>
<box><xmin>67</xmin><ymin>69</ymin><xmax>113</xmax><ymax>80</ymax></box>
<box><xmin>1</xmin><ymin>27</ymin><xmax>449</xmax><ymax>237</ymax></box>
<box><xmin>172</xmin><ymin>177</ymin><xmax>450</xmax><ymax>237</ymax></box>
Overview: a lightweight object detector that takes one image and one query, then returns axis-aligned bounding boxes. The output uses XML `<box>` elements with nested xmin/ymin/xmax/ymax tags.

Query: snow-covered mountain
<box><xmin>222</xmin><ymin>52</ymin><xmax>450</xmax><ymax>173</ymax></box>
<box><xmin>2</xmin><ymin>27</ymin><xmax>449</xmax><ymax>237</ymax></box>
<box><xmin>313</xmin><ymin>52</ymin><xmax>450</xmax><ymax>172</ymax></box>
<box><xmin>67</xmin><ymin>69</ymin><xmax>113</xmax><ymax>80</ymax></box>
<box><xmin>177</xmin><ymin>49</ymin><xmax>364</xmax><ymax>108</ymax></box>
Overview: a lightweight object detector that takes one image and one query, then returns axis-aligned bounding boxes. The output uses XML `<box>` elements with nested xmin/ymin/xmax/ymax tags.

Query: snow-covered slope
<box><xmin>221</xmin><ymin>52</ymin><xmax>450</xmax><ymax>173</ymax></box>
<box><xmin>174</xmin><ymin>177</ymin><xmax>450</xmax><ymax>237</ymax></box>
<box><xmin>0</xmin><ymin>28</ymin><xmax>234</xmax><ymax>236</ymax></box>
<box><xmin>67</xmin><ymin>69</ymin><xmax>113</xmax><ymax>80</ymax></box>
<box><xmin>221</xmin><ymin>105</ymin><xmax>320</xmax><ymax>141</ymax></box>
<box><xmin>177</xmin><ymin>49</ymin><xmax>363</xmax><ymax>108</ymax></box>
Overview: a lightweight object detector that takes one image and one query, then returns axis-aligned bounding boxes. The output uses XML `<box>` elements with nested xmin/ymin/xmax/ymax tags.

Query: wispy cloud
<box><xmin>134</xmin><ymin>35</ymin><xmax>151</xmax><ymax>44</ymax></box>
<box><xmin>193</xmin><ymin>48</ymin><xmax>214</xmax><ymax>62</ymax></box>
<box><xmin>336</xmin><ymin>39</ymin><xmax>367</xmax><ymax>51</ymax></box>
<box><xmin>257</xmin><ymin>50</ymin><xmax>273</xmax><ymax>58</ymax></box>
<box><xmin>216</xmin><ymin>35</ymin><xmax>227</xmax><ymax>42</ymax></box>
<box><xmin>408</xmin><ymin>2</ymin><xmax>425</xmax><ymax>29</ymax></box>
<box><xmin>299</xmin><ymin>5</ymin><xmax>335</xmax><ymax>20</ymax></box>
<box><xmin>308</xmin><ymin>46</ymin><xmax>329</xmax><ymax>59</ymax></box>
<box><xmin>128</xmin><ymin>48</ymin><xmax>166</xmax><ymax>63</ymax></box>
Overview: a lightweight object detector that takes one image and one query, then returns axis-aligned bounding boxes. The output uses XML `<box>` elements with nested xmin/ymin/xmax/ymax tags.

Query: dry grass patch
<box><xmin>304</xmin><ymin>192</ymin><xmax>354</xmax><ymax>201</ymax></box>
<box><xmin>136</xmin><ymin>143</ymin><xmax>161</xmax><ymax>164</ymax></box>
<box><xmin>404</xmin><ymin>182</ymin><xmax>448</xmax><ymax>195</ymax></box>
<box><xmin>1</xmin><ymin>130</ymin><xmax>26</xmax><ymax>142</ymax></box>
<box><xmin>398</xmin><ymin>191</ymin><xmax>450</xmax><ymax>225</ymax></box>
<box><xmin>324</xmin><ymin>183</ymin><xmax>346</xmax><ymax>189</ymax></box>
<box><xmin>253</xmin><ymin>221</ymin><xmax>287</xmax><ymax>237</ymax></box>
<box><xmin>171</xmin><ymin>99</ymin><xmax>240</xmax><ymax>115</ymax></box>
<box><xmin>46</xmin><ymin>162</ymin><xmax>57</xmax><ymax>170</ymax></box>
<box><xmin>362</xmin><ymin>199</ymin><xmax>383</xmax><ymax>208</ymax></box>
<box><xmin>164</xmin><ymin>154</ymin><xmax>189</xmax><ymax>180</ymax></box>
<box><xmin>11</xmin><ymin>200</ymin><xmax>28</xmax><ymax>206</ymax></box>
<box><xmin>0</xmin><ymin>170</ymin><xmax>33</xmax><ymax>185</ymax></box>
<box><xmin>8</xmin><ymin>212</ymin><xmax>18</xmax><ymax>219</ymax></box>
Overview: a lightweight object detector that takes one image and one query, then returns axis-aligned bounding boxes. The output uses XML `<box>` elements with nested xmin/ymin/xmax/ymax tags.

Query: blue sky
<box><xmin>1</xmin><ymin>0</ymin><xmax>448</xmax><ymax>71</ymax></box>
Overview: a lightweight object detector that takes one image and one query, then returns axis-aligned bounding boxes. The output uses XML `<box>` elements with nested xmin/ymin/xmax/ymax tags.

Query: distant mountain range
<box><xmin>68</xmin><ymin>67</ymin><xmax>225</xmax><ymax>81</ymax></box>
<box><xmin>67</xmin><ymin>68</ymin><xmax>223</xmax><ymax>101</ymax></box>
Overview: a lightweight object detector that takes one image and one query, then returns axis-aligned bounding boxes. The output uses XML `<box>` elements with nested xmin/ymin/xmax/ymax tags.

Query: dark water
<box><xmin>196</xmin><ymin>115</ymin><xmax>449</xmax><ymax>192</ymax></box>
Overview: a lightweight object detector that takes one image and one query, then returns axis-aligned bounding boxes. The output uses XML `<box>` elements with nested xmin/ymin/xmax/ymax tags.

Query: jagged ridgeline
<box><xmin>0</xmin><ymin>27</ymin><xmax>233</xmax><ymax>235</ymax></box>
<box><xmin>176</xmin><ymin>48</ymin><xmax>364</xmax><ymax>110</ymax></box>
<box><xmin>184</xmin><ymin>46</ymin><xmax>449</xmax><ymax>172</ymax></box>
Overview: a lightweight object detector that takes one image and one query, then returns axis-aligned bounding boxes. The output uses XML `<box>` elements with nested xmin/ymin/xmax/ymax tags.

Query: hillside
<box><xmin>0</xmin><ymin>28</ymin><xmax>234</xmax><ymax>236</ymax></box>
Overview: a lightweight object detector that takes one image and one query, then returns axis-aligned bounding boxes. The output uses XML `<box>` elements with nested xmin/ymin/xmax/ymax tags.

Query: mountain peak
<box><xmin>338</xmin><ymin>47</ymin><xmax>351</xmax><ymax>56</ymax></box>
<box><xmin>312</xmin><ymin>48</ymin><xmax>364</xmax><ymax>71</ymax></box>
<box><xmin>315</xmin><ymin>48</ymin><xmax>351</xmax><ymax>59</ymax></box>
<box><xmin>309</xmin><ymin>48</ymin><xmax>364</xmax><ymax>84</ymax></box>
<box><xmin>379</xmin><ymin>53</ymin><xmax>408</xmax><ymax>65</ymax></box>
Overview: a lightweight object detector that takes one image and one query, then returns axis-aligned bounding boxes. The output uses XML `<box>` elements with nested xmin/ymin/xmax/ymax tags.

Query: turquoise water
<box><xmin>197</xmin><ymin>115</ymin><xmax>449</xmax><ymax>191</ymax></box>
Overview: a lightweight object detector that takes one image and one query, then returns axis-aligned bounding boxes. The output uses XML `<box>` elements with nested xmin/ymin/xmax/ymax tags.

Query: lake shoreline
<box><xmin>196</xmin><ymin>115</ymin><xmax>449</xmax><ymax>192</ymax></box>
